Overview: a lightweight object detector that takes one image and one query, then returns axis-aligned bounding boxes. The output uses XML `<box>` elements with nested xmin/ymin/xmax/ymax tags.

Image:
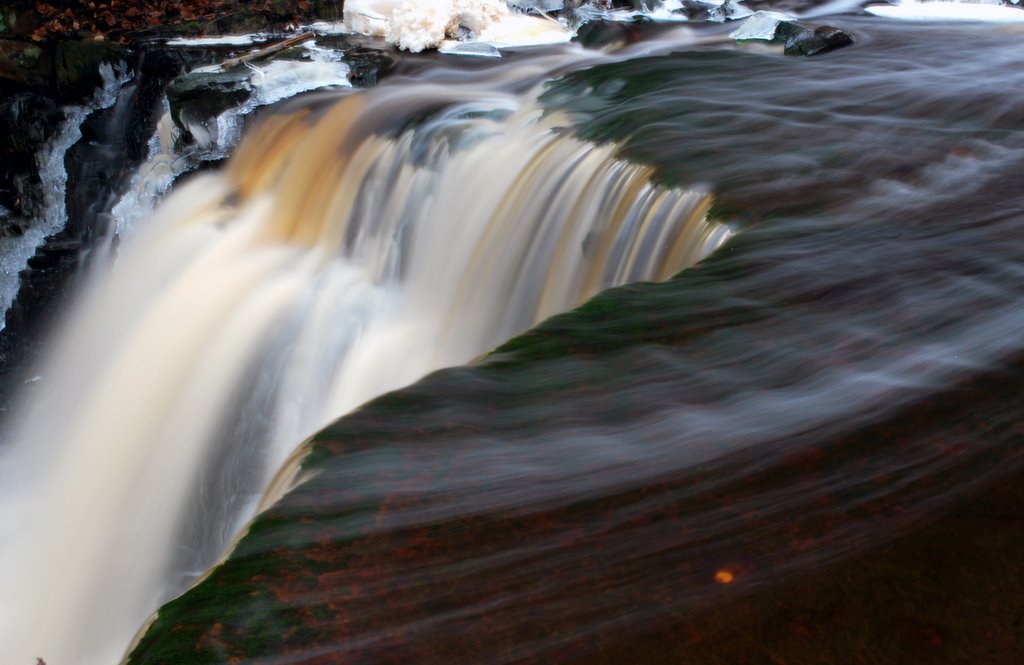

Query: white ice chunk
<box><xmin>729</xmin><ymin>10</ymin><xmax>796</xmax><ymax>39</ymax></box>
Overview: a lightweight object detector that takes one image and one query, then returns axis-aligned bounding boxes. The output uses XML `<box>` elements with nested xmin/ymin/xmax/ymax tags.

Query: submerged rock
<box><xmin>730</xmin><ymin>10</ymin><xmax>852</xmax><ymax>56</ymax></box>
<box><xmin>572</xmin><ymin>17</ymin><xmax>650</xmax><ymax>50</ymax></box>
<box><xmin>784</xmin><ymin>25</ymin><xmax>853</xmax><ymax>56</ymax></box>
<box><xmin>0</xmin><ymin>39</ymin><xmax>51</xmax><ymax>88</ymax></box>
<box><xmin>55</xmin><ymin>39</ymin><xmax>127</xmax><ymax>100</ymax></box>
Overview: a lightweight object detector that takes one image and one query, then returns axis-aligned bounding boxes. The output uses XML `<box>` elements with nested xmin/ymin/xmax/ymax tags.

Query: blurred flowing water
<box><xmin>4</xmin><ymin>13</ymin><xmax>1024</xmax><ymax>665</ymax></box>
<box><xmin>128</xmin><ymin>18</ymin><xmax>1024</xmax><ymax>663</ymax></box>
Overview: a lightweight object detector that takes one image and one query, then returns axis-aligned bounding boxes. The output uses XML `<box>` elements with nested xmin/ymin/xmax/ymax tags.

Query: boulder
<box><xmin>55</xmin><ymin>39</ymin><xmax>126</xmax><ymax>99</ymax></box>
<box><xmin>573</xmin><ymin>17</ymin><xmax>651</xmax><ymax>51</ymax></box>
<box><xmin>166</xmin><ymin>68</ymin><xmax>253</xmax><ymax>152</ymax></box>
<box><xmin>730</xmin><ymin>11</ymin><xmax>852</xmax><ymax>57</ymax></box>
<box><xmin>784</xmin><ymin>25</ymin><xmax>853</xmax><ymax>57</ymax></box>
<box><xmin>0</xmin><ymin>92</ymin><xmax>61</xmax><ymax>226</ymax></box>
<box><xmin>314</xmin><ymin>0</ymin><xmax>346</xmax><ymax>21</ymax></box>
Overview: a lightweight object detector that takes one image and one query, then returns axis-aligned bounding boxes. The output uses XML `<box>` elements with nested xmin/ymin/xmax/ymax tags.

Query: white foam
<box><xmin>0</xmin><ymin>64</ymin><xmax>128</xmax><ymax>329</ymax></box>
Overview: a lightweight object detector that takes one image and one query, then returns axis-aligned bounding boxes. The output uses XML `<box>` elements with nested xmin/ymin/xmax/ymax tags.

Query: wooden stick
<box><xmin>222</xmin><ymin>31</ymin><xmax>316</xmax><ymax>68</ymax></box>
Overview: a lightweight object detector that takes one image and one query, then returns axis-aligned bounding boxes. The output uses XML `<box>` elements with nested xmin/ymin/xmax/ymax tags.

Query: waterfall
<box><xmin>0</xmin><ymin>72</ymin><xmax>731</xmax><ymax>665</ymax></box>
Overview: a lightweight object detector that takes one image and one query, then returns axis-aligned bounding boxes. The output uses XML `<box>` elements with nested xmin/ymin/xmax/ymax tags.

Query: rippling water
<box><xmin>124</xmin><ymin>17</ymin><xmax>1024</xmax><ymax>665</ymax></box>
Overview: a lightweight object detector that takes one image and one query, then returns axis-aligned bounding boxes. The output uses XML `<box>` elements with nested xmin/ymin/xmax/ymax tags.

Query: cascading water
<box><xmin>0</xmin><ymin>68</ymin><xmax>731</xmax><ymax>664</ymax></box>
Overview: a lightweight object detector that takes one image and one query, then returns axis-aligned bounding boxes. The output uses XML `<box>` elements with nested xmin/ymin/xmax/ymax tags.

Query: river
<box><xmin>2</xmin><ymin>4</ymin><xmax>1024</xmax><ymax>664</ymax></box>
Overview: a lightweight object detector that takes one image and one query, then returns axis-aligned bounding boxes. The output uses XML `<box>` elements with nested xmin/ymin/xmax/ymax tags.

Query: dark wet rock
<box><xmin>573</xmin><ymin>17</ymin><xmax>652</xmax><ymax>51</ymax></box>
<box><xmin>211</xmin><ymin>10</ymin><xmax>272</xmax><ymax>35</ymax></box>
<box><xmin>730</xmin><ymin>10</ymin><xmax>804</xmax><ymax>42</ymax></box>
<box><xmin>574</xmin><ymin>19</ymin><xmax>633</xmax><ymax>50</ymax></box>
<box><xmin>55</xmin><ymin>39</ymin><xmax>126</xmax><ymax>100</ymax></box>
<box><xmin>0</xmin><ymin>92</ymin><xmax>61</xmax><ymax>227</ymax></box>
<box><xmin>0</xmin><ymin>43</ymin><xmax>194</xmax><ymax>387</ymax></box>
<box><xmin>0</xmin><ymin>239</ymin><xmax>81</xmax><ymax>352</ymax></box>
<box><xmin>706</xmin><ymin>0</ymin><xmax>755</xmax><ymax>22</ymax></box>
<box><xmin>784</xmin><ymin>25</ymin><xmax>853</xmax><ymax>56</ymax></box>
<box><xmin>315</xmin><ymin>0</ymin><xmax>346</xmax><ymax>21</ymax></box>
<box><xmin>166</xmin><ymin>68</ymin><xmax>253</xmax><ymax>152</ymax></box>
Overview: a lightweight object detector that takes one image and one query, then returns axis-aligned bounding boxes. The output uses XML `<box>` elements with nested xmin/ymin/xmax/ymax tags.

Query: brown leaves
<box><xmin>29</xmin><ymin>0</ymin><xmax>319</xmax><ymax>42</ymax></box>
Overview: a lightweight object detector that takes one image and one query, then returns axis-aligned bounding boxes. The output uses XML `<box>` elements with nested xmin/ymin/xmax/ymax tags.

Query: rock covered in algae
<box><xmin>783</xmin><ymin>25</ymin><xmax>853</xmax><ymax>57</ymax></box>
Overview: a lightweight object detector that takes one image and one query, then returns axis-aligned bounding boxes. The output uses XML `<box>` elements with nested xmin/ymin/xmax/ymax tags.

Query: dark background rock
<box><xmin>314</xmin><ymin>0</ymin><xmax>345</xmax><ymax>21</ymax></box>
<box><xmin>0</xmin><ymin>38</ymin><xmax>51</xmax><ymax>87</ymax></box>
<box><xmin>0</xmin><ymin>91</ymin><xmax>61</xmax><ymax>231</ymax></box>
<box><xmin>166</xmin><ymin>67</ymin><xmax>254</xmax><ymax>151</ymax></box>
<box><xmin>55</xmin><ymin>39</ymin><xmax>126</xmax><ymax>100</ymax></box>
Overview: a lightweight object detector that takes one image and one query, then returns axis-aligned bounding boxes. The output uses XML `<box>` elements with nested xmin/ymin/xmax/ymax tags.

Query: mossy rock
<box><xmin>55</xmin><ymin>39</ymin><xmax>126</xmax><ymax>98</ymax></box>
<box><xmin>784</xmin><ymin>25</ymin><xmax>853</xmax><ymax>57</ymax></box>
<box><xmin>315</xmin><ymin>0</ymin><xmax>346</xmax><ymax>21</ymax></box>
<box><xmin>0</xmin><ymin>38</ymin><xmax>52</xmax><ymax>88</ymax></box>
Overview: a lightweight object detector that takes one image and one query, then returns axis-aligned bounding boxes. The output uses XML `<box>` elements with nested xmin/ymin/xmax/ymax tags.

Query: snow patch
<box><xmin>865</xmin><ymin>0</ymin><xmax>1024</xmax><ymax>21</ymax></box>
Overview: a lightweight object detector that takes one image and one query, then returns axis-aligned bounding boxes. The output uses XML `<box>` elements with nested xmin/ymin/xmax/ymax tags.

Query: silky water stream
<box><xmin>4</xmin><ymin>12</ymin><xmax>1024</xmax><ymax>665</ymax></box>
<box><xmin>0</xmin><ymin>55</ymin><xmax>729</xmax><ymax>664</ymax></box>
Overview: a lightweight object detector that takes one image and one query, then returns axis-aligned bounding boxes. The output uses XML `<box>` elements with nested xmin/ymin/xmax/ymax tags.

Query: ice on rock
<box><xmin>730</xmin><ymin>10</ymin><xmax>798</xmax><ymax>39</ymax></box>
